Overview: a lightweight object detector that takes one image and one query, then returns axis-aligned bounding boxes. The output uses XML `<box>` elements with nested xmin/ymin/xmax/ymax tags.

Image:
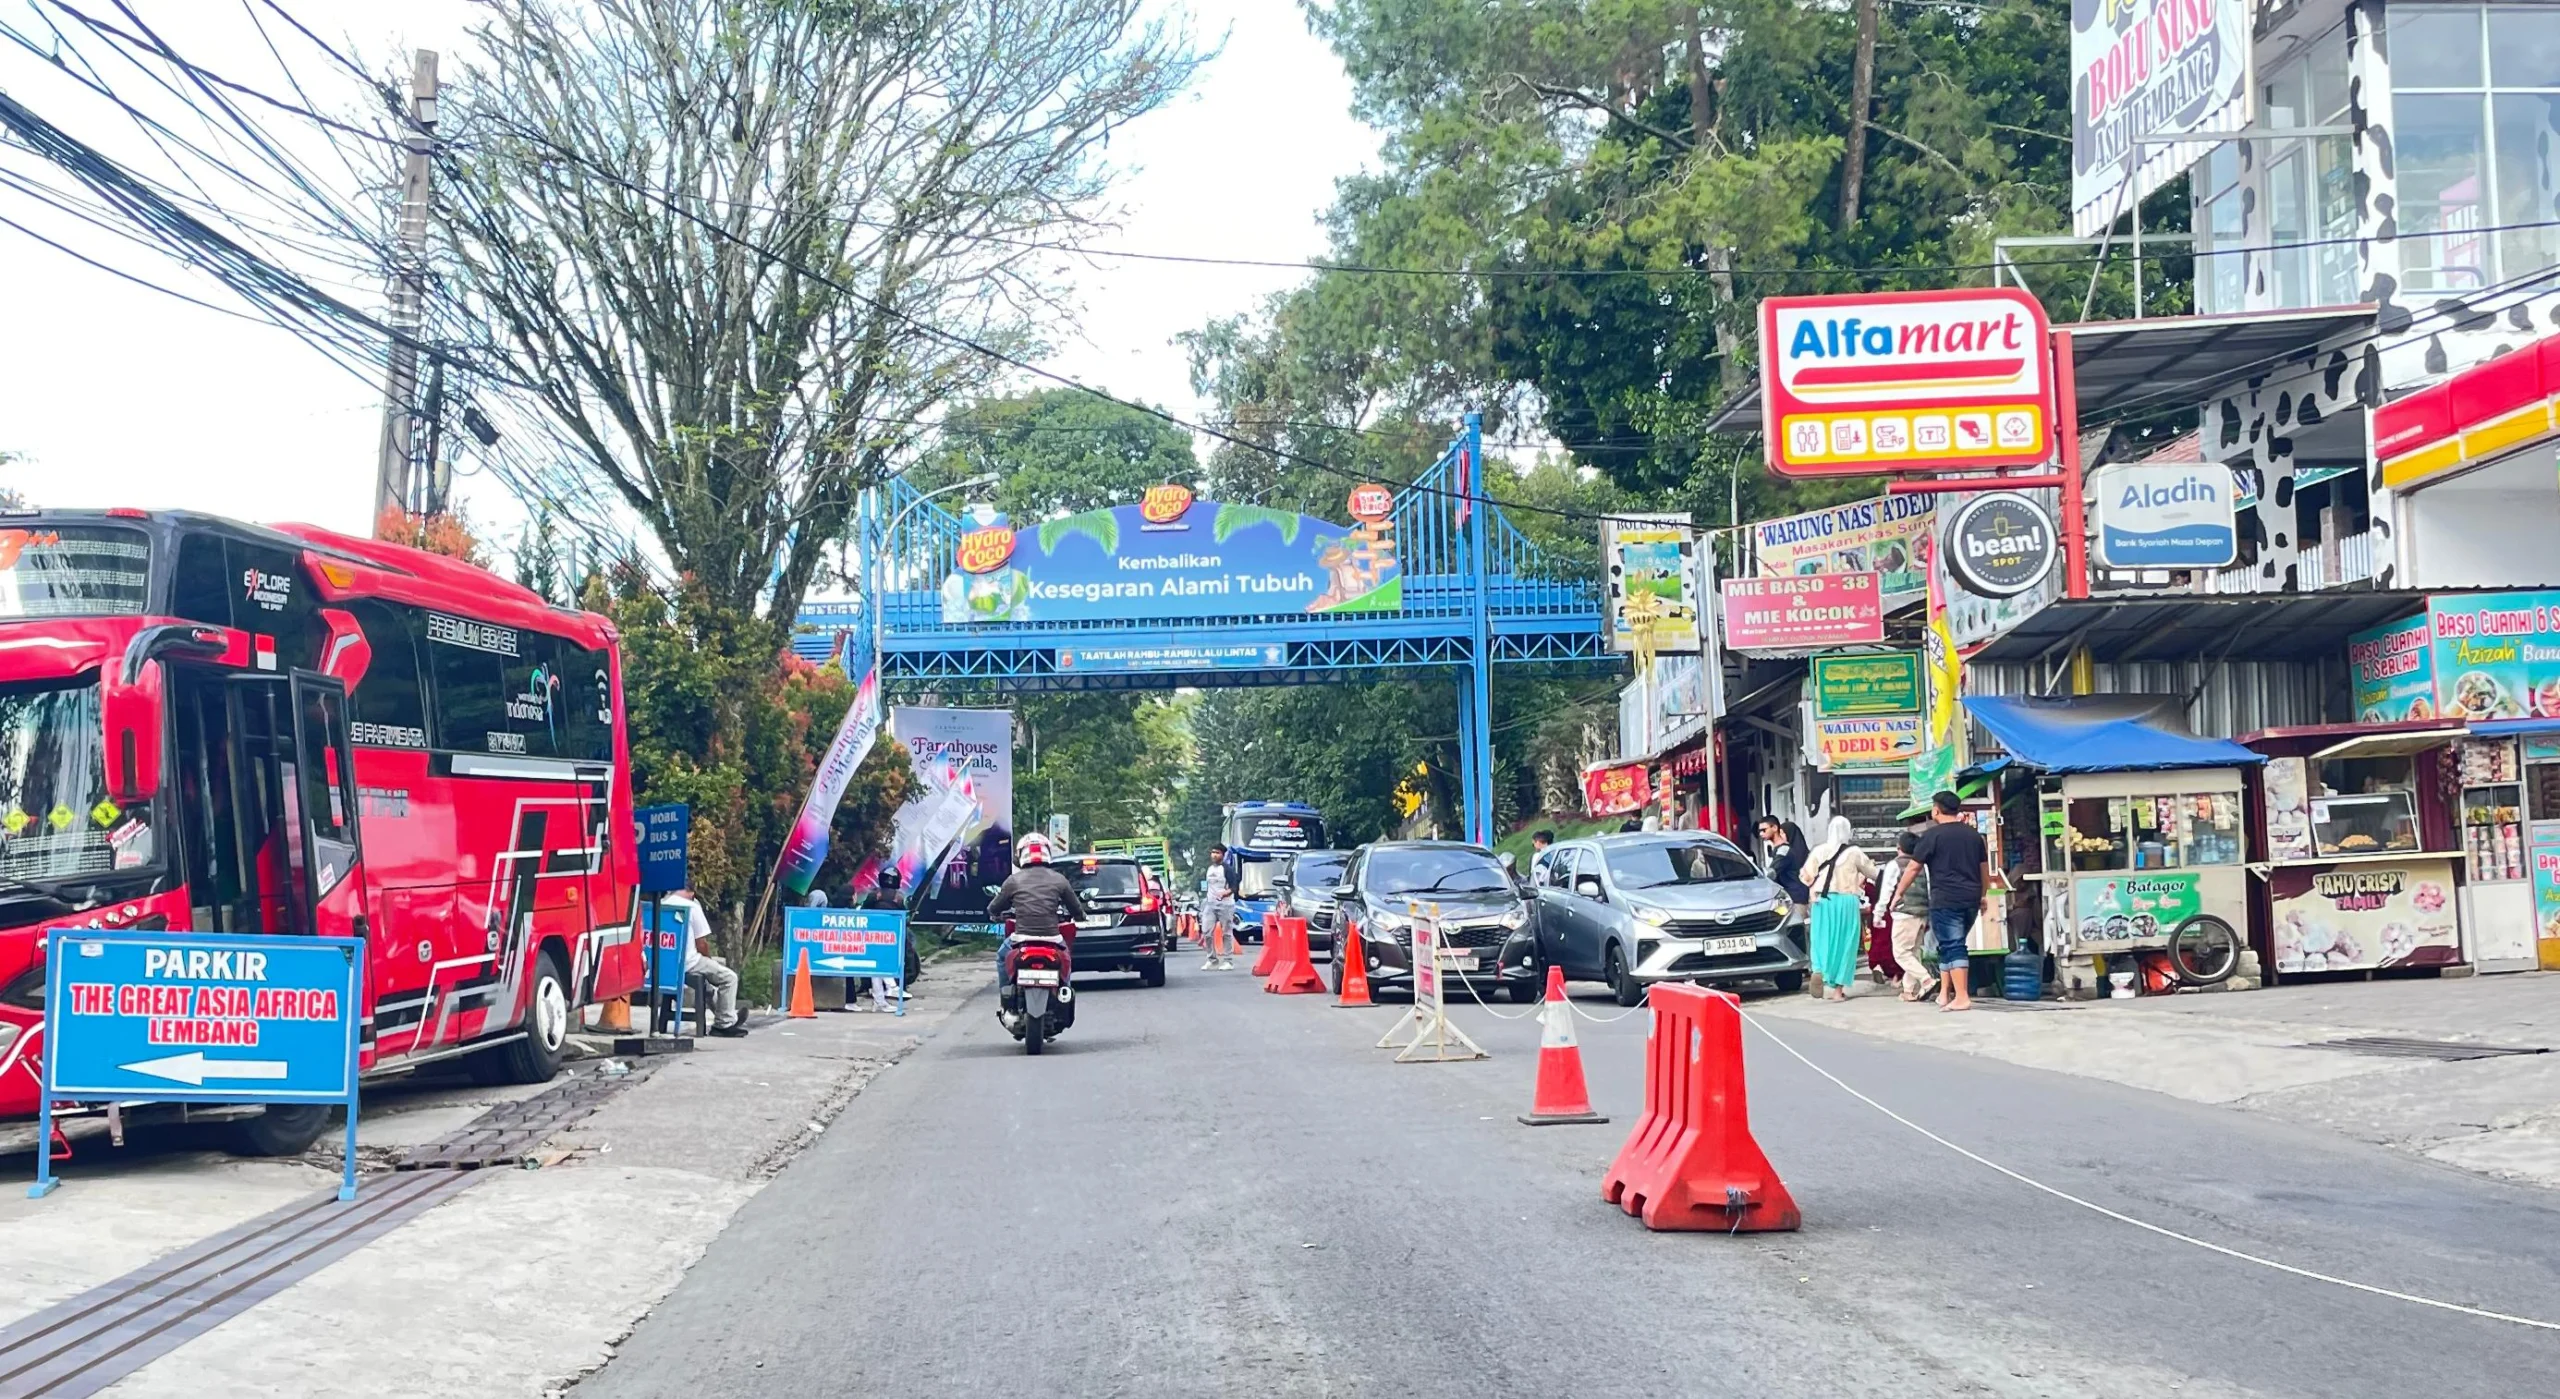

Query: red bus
<box><xmin>0</xmin><ymin>510</ymin><xmax>646</xmax><ymax>1157</ymax></box>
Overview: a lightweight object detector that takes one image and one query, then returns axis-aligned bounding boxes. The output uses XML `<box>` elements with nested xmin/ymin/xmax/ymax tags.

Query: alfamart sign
<box><xmin>1758</xmin><ymin>289</ymin><xmax>2053</xmax><ymax>476</ymax></box>
<box><xmin>2071</xmin><ymin>0</ymin><xmax>2251</xmax><ymax>237</ymax></box>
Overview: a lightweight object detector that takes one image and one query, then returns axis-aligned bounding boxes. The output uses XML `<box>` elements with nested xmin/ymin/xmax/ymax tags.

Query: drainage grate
<box><xmin>390</xmin><ymin>1057</ymin><xmax>663</xmax><ymax>1172</ymax></box>
<box><xmin>2305</xmin><ymin>1036</ymin><xmax>2551</xmax><ymax>1061</ymax></box>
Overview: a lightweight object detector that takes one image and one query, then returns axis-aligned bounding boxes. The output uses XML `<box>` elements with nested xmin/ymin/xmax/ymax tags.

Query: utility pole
<box><xmin>373</xmin><ymin>50</ymin><xmax>439</xmax><ymax>536</ymax></box>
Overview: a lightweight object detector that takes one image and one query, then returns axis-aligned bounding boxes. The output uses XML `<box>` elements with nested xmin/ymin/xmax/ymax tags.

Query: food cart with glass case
<box><xmin>1963</xmin><ymin>696</ymin><xmax>2260</xmax><ymax>992</ymax></box>
<box><xmin>2239</xmin><ymin>722</ymin><xmax>2468</xmax><ymax>980</ymax></box>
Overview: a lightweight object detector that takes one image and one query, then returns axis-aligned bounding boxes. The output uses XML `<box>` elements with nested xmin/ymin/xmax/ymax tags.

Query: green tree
<box><xmin>915</xmin><ymin>389</ymin><xmax>1199</xmax><ymax>520</ymax></box>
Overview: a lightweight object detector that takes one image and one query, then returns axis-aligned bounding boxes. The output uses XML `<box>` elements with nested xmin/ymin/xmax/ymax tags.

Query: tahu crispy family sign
<box><xmin>1758</xmin><ymin>288</ymin><xmax>2053</xmax><ymax>477</ymax></box>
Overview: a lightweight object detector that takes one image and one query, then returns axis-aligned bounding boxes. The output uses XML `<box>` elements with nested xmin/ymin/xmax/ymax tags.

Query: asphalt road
<box><xmin>577</xmin><ymin>962</ymin><xmax>2560</xmax><ymax>1398</ymax></box>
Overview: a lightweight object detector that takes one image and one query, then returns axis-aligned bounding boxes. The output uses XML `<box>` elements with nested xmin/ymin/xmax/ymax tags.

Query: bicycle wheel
<box><xmin>2167</xmin><ymin>914</ymin><xmax>2241</xmax><ymax>987</ymax></box>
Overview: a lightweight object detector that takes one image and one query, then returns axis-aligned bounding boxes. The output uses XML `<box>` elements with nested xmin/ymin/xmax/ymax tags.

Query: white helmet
<box><xmin>1017</xmin><ymin>834</ymin><xmax>1054</xmax><ymax>866</ymax></box>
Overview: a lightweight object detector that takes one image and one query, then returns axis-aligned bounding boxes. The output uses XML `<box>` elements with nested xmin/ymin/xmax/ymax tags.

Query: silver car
<box><xmin>1532</xmin><ymin>833</ymin><xmax>1807</xmax><ymax>1005</ymax></box>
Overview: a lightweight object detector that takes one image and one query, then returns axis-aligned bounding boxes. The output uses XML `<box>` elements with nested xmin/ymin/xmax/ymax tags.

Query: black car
<box><xmin>1062</xmin><ymin>854</ymin><xmax>1171</xmax><ymax>987</ymax></box>
<box><xmin>1276</xmin><ymin>849</ymin><xmax>1354</xmax><ymax>957</ymax></box>
<box><xmin>1326</xmin><ymin>841</ymin><xmax>1539</xmax><ymax>1003</ymax></box>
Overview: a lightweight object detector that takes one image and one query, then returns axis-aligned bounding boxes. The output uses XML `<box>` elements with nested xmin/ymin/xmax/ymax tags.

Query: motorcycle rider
<box><xmin>989</xmin><ymin>834</ymin><xmax>1088</xmax><ymax>983</ymax></box>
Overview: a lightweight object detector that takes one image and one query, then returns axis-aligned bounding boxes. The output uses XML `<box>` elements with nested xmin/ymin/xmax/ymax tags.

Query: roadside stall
<box><xmin>1964</xmin><ymin>695</ymin><xmax>2260</xmax><ymax>996</ymax></box>
<box><xmin>2238</xmin><ymin>721</ymin><xmax>2468</xmax><ymax>981</ymax></box>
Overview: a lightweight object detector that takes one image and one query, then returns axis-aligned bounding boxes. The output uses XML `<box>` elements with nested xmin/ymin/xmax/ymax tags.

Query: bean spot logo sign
<box><xmin>1942</xmin><ymin>491</ymin><xmax>2056</xmax><ymax>599</ymax></box>
<box><xmin>1759</xmin><ymin>288</ymin><xmax>2052</xmax><ymax>477</ymax></box>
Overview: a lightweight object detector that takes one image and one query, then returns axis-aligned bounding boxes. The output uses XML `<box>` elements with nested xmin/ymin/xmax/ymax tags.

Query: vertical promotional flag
<box><xmin>777</xmin><ymin>632</ymin><xmax>883</xmax><ymax>896</ymax></box>
<box><xmin>1454</xmin><ymin>447</ymin><xmax>1473</xmax><ymax>525</ymax></box>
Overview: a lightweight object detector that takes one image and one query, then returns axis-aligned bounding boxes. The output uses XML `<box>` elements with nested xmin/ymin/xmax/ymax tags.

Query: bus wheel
<box><xmin>473</xmin><ymin>949</ymin><xmax>572</xmax><ymax>1085</ymax></box>
<box><xmin>225</xmin><ymin>1104</ymin><xmax>330</xmax><ymax>1157</ymax></box>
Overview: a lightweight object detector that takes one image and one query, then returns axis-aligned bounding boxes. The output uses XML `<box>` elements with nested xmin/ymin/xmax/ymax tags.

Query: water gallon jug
<box><xmin>2002</xmin><ymin>948</ymin><xmax>2043</xmax><ymax>1002</ymax></box>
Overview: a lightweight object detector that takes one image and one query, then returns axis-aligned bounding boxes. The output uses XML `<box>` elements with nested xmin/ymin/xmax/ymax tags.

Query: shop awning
<box><xmin>1964</xmin><ymin>694</ymin><xmax>2265</xmax><ymax>774</ymax></box>
<box><xmin>2467</xmin><ymin>717</ymin><xmax>2560</xmax><ymax>737</ymax></box>
<box><xmin>2310</xmin><ymin>727</ymin><xmax>2468</xmax><ymax>760</ymax></box>
<box><xmin>1965</xmin><ymin>591</ymin><xmax>2436</xmax><ymax>665</ymax></box>
<box><xmin>1703</xmin><ymin>305</ymin><xmax>2376</xmax><ymax>437</ymax></box>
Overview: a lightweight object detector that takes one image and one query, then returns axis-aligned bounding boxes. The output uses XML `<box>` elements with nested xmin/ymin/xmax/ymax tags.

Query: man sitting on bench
<box><xmin>666</xmin><ymin>885</ymin><xmax>748</xmax><ymax>1038</ymax></box>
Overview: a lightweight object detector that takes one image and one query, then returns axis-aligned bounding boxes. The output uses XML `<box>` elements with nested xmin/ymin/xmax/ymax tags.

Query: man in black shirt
<box><xmin>1908</xmin><ymin>790</ymin><xmax>1991</xmax><ymax>1012</ymax></box>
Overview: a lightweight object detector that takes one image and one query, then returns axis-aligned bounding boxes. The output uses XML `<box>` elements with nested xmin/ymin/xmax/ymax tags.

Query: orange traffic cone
<box><xmin>1518</xmin><ymin>966</ymin><xmax>1607</xmax><ymax>1125</ymax></box>
<box><xmin>1333</xmin><ymin>920</ymin><xmax>1376</xmax><ymax>1008</ymax></box>
<box><xmin>787</xmin><ymin>947</ymin><xmax>817</xmax><ymax>1019</ymax></box>
<box><xmin>1262</xmin><ymin>915</ymin><xmax>1326</xmax><ymax>995</ymax></box>
<box><xmin>1249</xmin><ymin>920</ymin><xmax>1282</xmax><ymax>978</ymax></box>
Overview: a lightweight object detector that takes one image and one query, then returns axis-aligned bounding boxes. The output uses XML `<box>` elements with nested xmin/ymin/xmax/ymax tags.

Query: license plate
<box><xmin>1076</xmin><ymin>916</ymin><xmax>1114</xmax><ymax>929</ymax></box>
<box><xmin>1437</xmin><ymin>949</ymin><xmax>1483</xmax><ymax>967</ymax></box>
<box><xmin>1017</xmin><ymin>970</ymin><xmax>1060</xmax><ymax>986</ymax></box>
<box><xmin>1702</xmin><ymin>935</ymin><xmax>1757</xmax><ymax>957</ymax></box>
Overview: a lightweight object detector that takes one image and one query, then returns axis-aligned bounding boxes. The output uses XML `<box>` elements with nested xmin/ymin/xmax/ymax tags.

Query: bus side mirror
<box><xmin>106</xmin><ymin>625</ymin><xmax>227</xmax><ymax>803</ymax></box>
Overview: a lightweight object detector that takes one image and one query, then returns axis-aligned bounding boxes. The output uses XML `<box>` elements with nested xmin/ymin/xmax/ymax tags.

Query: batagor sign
<box><xmin>940</xmin><ymin>497</ymin><xmax>1400</xmax><ymax>624</ymax></box>
<box><xmin>1758</xmin><ymin>288</ymin><xmax>2052</xmax><ymax>477</ymax></box>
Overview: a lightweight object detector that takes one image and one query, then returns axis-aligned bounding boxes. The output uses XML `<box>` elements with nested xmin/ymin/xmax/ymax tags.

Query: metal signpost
<box><xmin>780</xmin><ymin>908</ymin><xmax>909</xmax><ymax>1018</ymax></box>
<box><xmin>33</xmin><ymin>932</ymin><xmax>364</xmax><ymax>1200</ymax></box>
<box><xmin>629</xmin><ymin>803</ymin><xmax>693</xmax><ymax>1053</ymax></box>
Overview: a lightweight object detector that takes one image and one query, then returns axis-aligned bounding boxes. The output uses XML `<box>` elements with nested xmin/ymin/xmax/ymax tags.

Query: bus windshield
<box><xmin>1224</xmin><ymin>810</ymin><xmax>1324</xmax><ymax>852</ymax></box>
<box><xmin>0</xmin><ymin>525</ymin><xmax>151</xmax><ymax>619</ymax></box>
<box><xmin>0</xmin><ymin>676</ymin><xmax>132</xmax><ymax>882</ymax></box>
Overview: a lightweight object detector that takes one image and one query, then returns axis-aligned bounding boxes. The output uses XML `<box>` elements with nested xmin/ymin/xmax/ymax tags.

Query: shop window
<box><xmin>2177</xmin><ymin>795</ymin><xmax>2245</xmax><ymax>866</ymax></box>
<box><xmin>2193</xmin><ymin>144</ymin><xmax>2248</xmax><ymax>315</ymax></box>
<box><xmin>2062</xmin><ymin>798</ymin><xmax>2128</xmax><ymax>872</ymax></box>
<box><xmin>2394</xmin><ymin>6</ymin><xmax>2560</xmax><ymax>296</ymax></box>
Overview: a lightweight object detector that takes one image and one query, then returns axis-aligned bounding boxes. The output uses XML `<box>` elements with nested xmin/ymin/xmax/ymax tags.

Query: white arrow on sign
<box><xmin>118</xmin><ymin>1052</ymin><xmax>292</xmax><ymax>1086</ymax></box>
<box><xmin>816</xmin><ymin>956</ymin><xmax>863</xmax><ymax>972</ymax></box>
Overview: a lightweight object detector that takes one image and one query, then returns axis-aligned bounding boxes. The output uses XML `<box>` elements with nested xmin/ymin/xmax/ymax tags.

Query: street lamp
<box><xmin>871</xmin><ymin>472</ymin><xmax>999</xmax><ymax>666</ymax></box>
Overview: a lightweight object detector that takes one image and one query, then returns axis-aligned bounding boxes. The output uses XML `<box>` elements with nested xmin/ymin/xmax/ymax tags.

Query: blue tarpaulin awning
<box><xmin>1963</xmin><ymin>695</ymin><xmax>2265</xmax><ymax>775</ymax></box>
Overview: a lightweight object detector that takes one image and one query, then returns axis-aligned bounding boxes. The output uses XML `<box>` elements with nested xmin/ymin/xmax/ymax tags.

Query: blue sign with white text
<box><xmin>43</xmin><ymin>933</ymin><xmax>362</xmax><ymax>1103</ymax></box>
<box><xmin>645</xmin><ymin>901</ymin><xmax>692</xmax><ymax>993</ymax></box>
<box><xmin>637</xmin><ymin>803</ymin><xmax>691</xmax><ymax>894</ymax></box>
<box><xmin>782</xmin><ymin>907</ymin><xmax>907</xmax><ymax>979</ymax></box>
<box><xmin>939</xmin><ymin>498</ymin><xmax>1400</xmax><ymax>624</ymax></box>
<box><xmin>1055</xmin><ymin>642</ymin><xmax>1288</xmax><ymax>673</ymax></box>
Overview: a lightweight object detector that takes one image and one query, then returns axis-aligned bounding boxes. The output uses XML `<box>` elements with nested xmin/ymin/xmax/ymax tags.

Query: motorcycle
<box><xmin>998</xmin><ymin>926</ymin><xmax>1075</xmax><ymax>1055</ymax></box>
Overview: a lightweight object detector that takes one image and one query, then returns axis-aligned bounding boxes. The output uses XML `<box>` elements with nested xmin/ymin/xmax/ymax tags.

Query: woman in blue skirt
<box><xmin>1803</xmin><ymin>815</ymin><xmax>1878</xmax><ymax>1001</ymax></box>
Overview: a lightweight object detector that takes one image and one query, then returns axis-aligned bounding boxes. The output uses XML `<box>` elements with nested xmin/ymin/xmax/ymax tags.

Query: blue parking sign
<box><xmin>636</xmin><ymin>803</ymin><xmax>690</xmax><ymax>894</ymax></box>
<box><xmin>782</xmin><ymin>908</ymin><xmax>907</xmax><ymax>1016</ymax></box>
<box><xmin>36</xmin><ymin>932</ymin><xmax>364</xmax><ymax>1201</ymax></box>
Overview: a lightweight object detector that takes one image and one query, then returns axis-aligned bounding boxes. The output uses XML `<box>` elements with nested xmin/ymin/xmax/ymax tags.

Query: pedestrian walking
<box><xmin>1910</xmin><ymin>790</ymin><xmax>1992</xmax><ymax>1012</ymax></box>
<box><xmin>857</xmin><ymin>873</ymin><xmax>906</xmax><ymax>1010</ymax></box>
<box><xmin>1757</xmin><ymin>816</ymin><xmax>1810</xmax><ymax>921</ymax></box>
<box><xmin>1878</xmin><ymin>831</ymin><xmax>1937</xmax><ymax>1001</ymax></box>
<box><xmin>1801</xmin><ymin>816</ymin><xmax>1877</xmax><ymax>1002</ymax></box>
<box><xmin>1865</xmin><ymin>839</ymin><xmax>1905</xmax><ymax>988</ymax></box>
<box><xmin>1202</xmin><ymin>844</ymin><xmax>1237</xmax><ymax>969</ymax></box>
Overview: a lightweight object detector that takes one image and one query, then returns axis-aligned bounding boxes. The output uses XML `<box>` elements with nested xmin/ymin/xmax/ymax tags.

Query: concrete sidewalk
<box><xmin>0</xmin><ymin>952</ymin><xmax>996</xmax><ymax>1397</ymax></box>
<box><xmin>1750</xmin><ymin>971</ymin><xmax>2560</xmax><ymax>1190</ymax></box>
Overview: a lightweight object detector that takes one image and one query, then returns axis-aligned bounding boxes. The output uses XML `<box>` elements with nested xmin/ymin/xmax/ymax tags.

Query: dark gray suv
<box><xmin>1276</xmin><ymin>849</ymin><xmax>1354</xmax><ymax>957</ymax></box>
<box><xmin>1327</xmin><ymin>841</ymin><xmax>1539</xmax><ymax>1003</ymax></box>
<box><xmin>1533</xmin><ymin>833</ymin><xmax>1805</xmax><ymax>1005</ymax></box>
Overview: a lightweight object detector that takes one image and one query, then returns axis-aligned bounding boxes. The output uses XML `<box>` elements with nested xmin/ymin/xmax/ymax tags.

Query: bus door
<box><xmin>167</xmin><ymin>669</ymin><xmax>371</xmax><ymax>942</ymax></box>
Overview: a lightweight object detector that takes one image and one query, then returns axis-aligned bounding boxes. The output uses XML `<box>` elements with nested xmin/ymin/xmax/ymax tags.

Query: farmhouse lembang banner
<box><xmin>1752</xmin><ymin>492</ymin><xmax>1936</xmax><ymax>603</ymax></box>
<box><xmin>941</xmin><ymin>486</ymin><xmax>1399</xmax><ymax>623</ymax></box>
<box><xmin>888</xmin><ymin>707</ymin><xmax>1015</xmax><ymax>922</ymax></box>
<box><xmin>2072</xmin><ymin>0</ymin><xmax>2251</xmax><ymax>237</ymax></box>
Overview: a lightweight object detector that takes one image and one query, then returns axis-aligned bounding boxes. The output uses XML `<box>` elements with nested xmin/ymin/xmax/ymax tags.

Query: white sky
<box><xmin>0</xmin><ymin>1</ymin><xmax>1375</xmax><ymax>544</ymax></box>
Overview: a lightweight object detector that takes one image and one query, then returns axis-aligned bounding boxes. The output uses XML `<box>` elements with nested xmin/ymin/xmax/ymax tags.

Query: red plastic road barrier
<box><xmin>1334</xmin><ymin>919</ymin><xmax>1376</xmax><ymax>1008</ymax></box>
<box><xmin>1518</xmin><ymin>966</ymin><xmax>1606</xmax><ymax>1125</ymax></box>
<box><xmin>1261</xmin><ymin>914</ymin><xmax>1325</xmax><ymax>995</ymax></box>
<box><xmin>1600</xmin><ymin>982</ymin><xmax>1799</xmax><ymax>1232</ymax></box>
<box><xmin>1249</xmin><ymin>916</ymin><xmax>1283</xmax><ymax>978</ymax></box>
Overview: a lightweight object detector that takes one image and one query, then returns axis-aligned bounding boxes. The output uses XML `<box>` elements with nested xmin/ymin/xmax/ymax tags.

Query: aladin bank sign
<box><xmin>2092</xmin><ymin>463</ymin><xmax>2239</xmax><ymax>569</ymax></box>
<box><xmin>941</xmin><ymin>485</ymin><xmax>1403</xmax><ymax>624</ymax></box>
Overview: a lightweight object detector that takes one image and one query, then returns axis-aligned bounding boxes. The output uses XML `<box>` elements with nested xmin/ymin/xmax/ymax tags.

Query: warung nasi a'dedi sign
<box><xmin>1758</xmin><ymin>289</ymin><xmax>2053</xmax><ymax>477</ymax></box>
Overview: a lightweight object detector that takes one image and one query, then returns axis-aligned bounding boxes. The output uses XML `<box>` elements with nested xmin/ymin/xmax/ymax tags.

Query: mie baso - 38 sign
<box><xmin>1758</xmin><ymin>289</ymin><xmax>2053</xmax><ymax>477</ymax></box>
<box><xmin>2072</xmin><ymin>0</ymin><xmax>2251</xmax><ymax>237</ymax></box>
<box><xmin>1721</xmin><ymin>573</ymin><xmax>1885</xmax><ymax>651</ymax></box>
